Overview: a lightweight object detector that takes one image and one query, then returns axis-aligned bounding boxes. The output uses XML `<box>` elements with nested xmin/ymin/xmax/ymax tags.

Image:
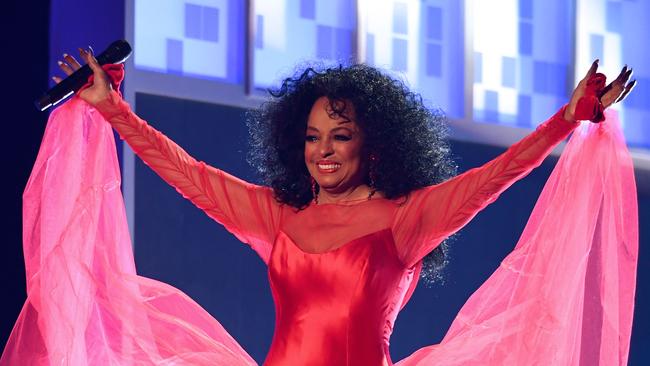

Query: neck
<box><xmin>317</xmin><ymin>184</ymin><xmax>377</xmax><ymax>204</ymax></box>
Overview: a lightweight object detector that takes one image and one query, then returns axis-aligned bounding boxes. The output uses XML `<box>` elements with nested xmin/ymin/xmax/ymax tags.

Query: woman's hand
<box><xmin>53</xmin><ymin>47</ymin><xmax>112</xmax><ymax>106</ymax></box>
<box><xmin>565</xmin><ymin>60</ymin><xmax>636</xmax><ymax>122</ymax></box>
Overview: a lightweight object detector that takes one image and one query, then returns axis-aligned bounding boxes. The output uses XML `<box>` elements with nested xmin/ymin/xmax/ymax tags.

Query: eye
<box><xmin>334</xmin><ymin>135</ymin><xmax>352</xmax><ymax>141</ymax></box>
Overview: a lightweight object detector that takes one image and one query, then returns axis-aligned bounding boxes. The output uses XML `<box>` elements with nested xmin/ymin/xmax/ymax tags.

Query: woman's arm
<box><xmin>57</xmin><ymin>49</ymin><xmax>281</xmax><ymax>264</ymax></box>
<box><xmin>95</xmin><ymin>91</ymin><xmax>281</xmax><ymax>263</ymax></box>
<box><xmin>392</xmin><ymin>60</ymin><xmax>636</xmax><ymax>268</ymax></box>
<box><xmin>393</xmin><ymin>107</ymin><xmax>577</xmax><ymax>268</ymax></box>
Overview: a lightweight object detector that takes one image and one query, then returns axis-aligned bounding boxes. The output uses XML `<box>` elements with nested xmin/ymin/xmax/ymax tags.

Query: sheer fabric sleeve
<box><xmin>93</xmin><ymin>91</ymin><xmax>281</xmax><ymax>264</ymax></box>
<box><xmin>392</xmin><ymin>107</ymin><xmax>578</xmax><ymax>268</ymax></box>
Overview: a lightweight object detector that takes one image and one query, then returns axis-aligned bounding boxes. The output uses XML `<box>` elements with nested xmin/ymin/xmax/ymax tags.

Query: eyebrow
<box><xmin>306</xmin><ymin>126</ymin><xmax>354</xmax><ymax>133</ymax></box>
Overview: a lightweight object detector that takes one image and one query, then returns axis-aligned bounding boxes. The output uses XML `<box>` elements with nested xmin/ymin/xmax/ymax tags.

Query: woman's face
<box><xmin>304</xmin><ymin>97</ymin><xmax>366</xmax><ymax>195</ymax></box>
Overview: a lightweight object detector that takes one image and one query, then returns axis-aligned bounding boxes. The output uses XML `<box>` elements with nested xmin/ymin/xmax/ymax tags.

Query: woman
<box><xmin>5</xmin><ymin>47</ymin><xmax>636</xmax><ymax>365</ymax></box>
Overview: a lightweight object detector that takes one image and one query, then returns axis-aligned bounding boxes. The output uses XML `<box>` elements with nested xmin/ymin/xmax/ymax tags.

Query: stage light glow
<box><xmin>253</xmin><ymin>0</ymin><xmax>356</xmax><ymax>89</ymax></box>
<box><xmin>472</xmin><ymin>0</ymin><xmax>573</xmax><ymax>128</ymax></box>
<box><xmin>359</xmin><ymin>0</ymin><xmax>465</xmax><ymax>118</ymax></box>
<box><xmin>134</xmin><ymin>0</ymin><xmax>244</xmax><ymax>83</ymax></box>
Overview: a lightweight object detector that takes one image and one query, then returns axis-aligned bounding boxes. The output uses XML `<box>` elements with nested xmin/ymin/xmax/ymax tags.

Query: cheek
<box><xmin>340</xmin><ymin>144</ymin><xmax>364</xmax><ymax>170</ymax></box>
<box><xmin>304</xmin><ymin>145</ymin><xmax>317</xmax><ymax>174</ymax></box>
<box><xmin>304</xmin><ymin>144</ymin><xmax>314</xmax><ymax>162</ymax></box>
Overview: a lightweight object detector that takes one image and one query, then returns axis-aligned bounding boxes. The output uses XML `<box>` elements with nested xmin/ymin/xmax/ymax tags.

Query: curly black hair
<box><xmin>247</xmin><ymin>64</ymin><xmax>457</xmax><ymax>284</ymax></box>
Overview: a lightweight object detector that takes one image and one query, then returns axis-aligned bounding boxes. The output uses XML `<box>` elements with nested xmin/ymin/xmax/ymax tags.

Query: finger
<box><xmin>600</xmin><ymin>66</ymin><xmax>630</xmax><ymax>99</ymax></box>
<box><xmin>51</xmin><ymin>76</ymin><xmax>63</xmax><ymax>84</ymax></box>
<box><xmin>608</xmin><ymin>68</ymin><xmax>633</xmax><ymax>99</ymax></box>
<box><xmin>605</xmin><ymin>76</ymin><xmax>633</xmax><ymax>107</ymax></box>
<box><xmin>63</xmin><ymin>53</ymin><xmax>82</xmax><ymax>71</ymax></box>
<box><xmin>622</xmin><ymin>68</ymin><xmax>633</xmax><ymax>84</ymax></box>
<box><xmin>80</xmin><ymin>47</ymin><xmax>112</xmax><ymax>90</ymax></box>
<box><xmin>609</xmin><ymin>65</ymin><xmax>628</xmax><ymax>90</ymax></box>
<box><xmin>77</xmin><ymin>47</ymin><xmax>90</xmax><ymax>64</ymax></box>
<box><xmin>600</xmin><ymin>83</ymin><xmax>613</xmax><ymax>99</ymax></box>
<box><xmin>80</xmin><ymin>47</ymin><xmax>103</xmax><ymax>74</ymax></box>
<box><xmin>584</xmin><ymin>59</ymin><xmax>599</xmax><ymax>79</ymax></box>
<box><xmin>616</xmin><ymin>65</ymin><xmax>629</xmax><ymax>82</ymax></box>
<box><xmin>616</xmin><ymin>79</ymin><xmax>636</xmax><ymax>104</ymax></box>
<box><xmin>57</xmin><ymin>60</ymin><xmax>75</xmax><ymax>75</ymax></box>
<box><xmin>84</xmin><ymin>47</ymin><xmax>101</xmax><ymax>68</ymax></box>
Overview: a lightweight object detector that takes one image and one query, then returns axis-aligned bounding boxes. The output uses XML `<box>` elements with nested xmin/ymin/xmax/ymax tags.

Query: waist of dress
<box><xmin>263</xmin><ymin>315</ymin><xmax>391</xmax><ymax>366</ymax></box>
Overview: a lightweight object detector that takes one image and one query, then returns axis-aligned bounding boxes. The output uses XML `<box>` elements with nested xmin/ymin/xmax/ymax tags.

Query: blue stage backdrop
<box><xmin>130</xmin><ymin>0</ymin><xmax>650</xmax><ymax>149</ymax></box>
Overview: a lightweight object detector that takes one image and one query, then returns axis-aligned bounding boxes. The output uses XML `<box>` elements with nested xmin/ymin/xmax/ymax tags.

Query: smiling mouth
<box><xmin>317</xmin><ymin>163</ymin><xmax>341</xmax><ymax>172</ymax></box>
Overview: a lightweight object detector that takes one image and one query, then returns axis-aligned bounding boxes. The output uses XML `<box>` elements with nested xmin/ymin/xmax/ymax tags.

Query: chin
<box><xmin>317</xmin><ymin>180</ymin><xmax>341</xmax><ymax>189</ymax></box>
<box><xmin>316</xmin><ymin>177</ymin><xmax>345</xmax><ymax>190</ymax></box>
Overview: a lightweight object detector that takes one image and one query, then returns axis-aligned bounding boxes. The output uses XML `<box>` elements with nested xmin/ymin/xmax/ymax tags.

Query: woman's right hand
<box><xmin>53</xmin><ymin>47</ymin><xmax>113</xmax><ymax>106</ymax></box>
<box><xmin>564</xmin><ymin>60</ymin><xmax>636</xmax><ymax>122</ymax></box>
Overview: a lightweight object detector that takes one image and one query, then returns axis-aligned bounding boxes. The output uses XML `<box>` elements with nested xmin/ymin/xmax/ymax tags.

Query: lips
<box><xmin>316</xmin><ymin>160</ymin><xmax>341</xmax><ymax>173</ymax></box>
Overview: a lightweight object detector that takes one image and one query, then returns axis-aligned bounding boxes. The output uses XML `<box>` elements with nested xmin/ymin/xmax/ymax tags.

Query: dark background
<box><xmin>1</xmin><ymin>0</ymin><xmax>51</xmax><ymax>358</ymax></box>
<box><xmin>2</xmin><ymin>0</ymin><xmax>647</xmax><ymax>364</ymax></box>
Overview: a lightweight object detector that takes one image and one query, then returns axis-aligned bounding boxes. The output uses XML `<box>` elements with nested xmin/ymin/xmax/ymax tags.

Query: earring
<box><xmin>368</xmin><ymin>154</ymin><xmax>378</xmax><ymax>200</ymax></box>
<box><xmin>311</xmin><ymin>176</ymin><xmax>319</xmax><ymax>204</ymax></box>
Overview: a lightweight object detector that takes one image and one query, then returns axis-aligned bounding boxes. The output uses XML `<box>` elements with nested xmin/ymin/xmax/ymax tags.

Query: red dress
<box><xmin>1</xmin><ymin>69</ymin><xmax>637</xmax><ymax>365</ymax></box>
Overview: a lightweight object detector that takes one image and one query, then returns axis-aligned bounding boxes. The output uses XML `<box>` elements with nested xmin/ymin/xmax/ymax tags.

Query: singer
<box><xmin>1</xmin><ymin>44</ymin><xmax>638</xmax><ymax>365</ymax></box>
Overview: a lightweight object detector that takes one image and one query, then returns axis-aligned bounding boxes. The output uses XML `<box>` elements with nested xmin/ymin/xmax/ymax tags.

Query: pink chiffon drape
<box><xmin>1</xmin><ymin>96</ymin><xmax>637</xmax><ymax>365</ymax></box>
<box><xmin>1</xmin><ymin>98</ymin><xmax>255</xmax><ymax>365</ymax></box>
<box><xmin>397</xmin><ymin>108</ymin><xmax>638</xmax><ymax>365</ymax></box>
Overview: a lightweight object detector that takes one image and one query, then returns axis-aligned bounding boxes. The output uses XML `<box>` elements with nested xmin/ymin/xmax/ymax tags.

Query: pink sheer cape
<box><xmin>2</xmin><ymin>98</ymin><xmax>255</xmax><ymax>365</ymax></box>
<box><xmin>1</xmin><ymin>97</ymin><xmax>637</xmax><ymax>365</ymax></box>
<box><xmin>397</xmin><ymin>108</ymin><xmax>638</xmax><ymax>365</ymax></box>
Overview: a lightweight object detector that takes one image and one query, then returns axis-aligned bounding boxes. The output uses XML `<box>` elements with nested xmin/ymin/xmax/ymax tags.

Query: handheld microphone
<box><xmin>35</xmin><ymin>40</ymin><xmax>132</xmax><ymax>111</ymax></box>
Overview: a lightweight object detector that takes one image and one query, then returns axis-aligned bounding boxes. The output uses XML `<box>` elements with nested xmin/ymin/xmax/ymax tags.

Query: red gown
<box><xmin>1</xmin><ymin>67</ymin><xmax>638</xmax><ymax>365</ymax></box>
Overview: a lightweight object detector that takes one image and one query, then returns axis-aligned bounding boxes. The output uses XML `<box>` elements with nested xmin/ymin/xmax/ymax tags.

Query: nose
<box><xmin>318</xmin><ymin>137</ymin><xmax>334</xmax><ymax>157</ymax></box>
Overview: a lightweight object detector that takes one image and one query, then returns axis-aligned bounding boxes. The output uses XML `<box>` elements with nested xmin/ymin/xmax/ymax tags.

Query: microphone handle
<box><xmin>35</xmin><ymin>40</ymin><xmax>131</xmax><ymax>111</ymax></box>
<box><xmin>35</xmin><ymin>65</ymin><xmax>94</xmax><ymax>111</ymax></box>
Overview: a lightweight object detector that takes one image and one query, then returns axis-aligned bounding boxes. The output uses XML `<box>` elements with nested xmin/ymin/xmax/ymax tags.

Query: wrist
<box><xmin>94</xmin><ymin>90</ymin><xmax>128</xmax><ymax>120</ymax></box>
<box><xmin>558</xmin><ymin>104</ymin><xmax>579</xmax><ymax>125</ymax></box>
<box><xmin>563</xmin><ymin>108</ymin><xmax>576</xmax><ymax>123</ymax></box>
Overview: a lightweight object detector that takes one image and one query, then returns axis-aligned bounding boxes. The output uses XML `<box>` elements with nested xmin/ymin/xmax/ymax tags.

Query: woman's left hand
<box><xmin>564</xmin><ymin>60</ymin><xmax>636</xmax><ymax>122</ymax></box>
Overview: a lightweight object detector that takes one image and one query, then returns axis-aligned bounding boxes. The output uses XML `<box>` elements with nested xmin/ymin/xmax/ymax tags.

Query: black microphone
<box><xmin>35</xmin><ymin>40</ymin><xmax>133</xmax><ymax>111</ymax></box>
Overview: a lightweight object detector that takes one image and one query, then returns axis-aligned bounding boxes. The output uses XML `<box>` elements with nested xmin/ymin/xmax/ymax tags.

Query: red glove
<box><xmin>78</xmin><ymin>63</ymin><xmax>125</xmax><ymax>98</ymax></box>
<box><xmin>574</xmin><ymin>72</ymin><xmax>606</xmax><ymax>123</ymax></box>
